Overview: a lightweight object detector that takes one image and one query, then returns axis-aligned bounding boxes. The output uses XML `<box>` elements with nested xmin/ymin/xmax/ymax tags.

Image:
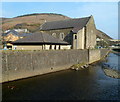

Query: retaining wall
<box><xmin>1</xmin><ymin>49</ymin><xmax>109</xmax><ymax>83</ymax></box>
<box><xmin>100</xmin><ymin>49</ymin><xmax>110</xmax><ymax>59</ymax></box>
<box><xmin>89</xmin><ymin>49</ymin><xmax>101</xmax><ymax>64</ymax></box>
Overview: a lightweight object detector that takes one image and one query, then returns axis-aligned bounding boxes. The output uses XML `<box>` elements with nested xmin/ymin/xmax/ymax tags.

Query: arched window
<box><xmin>60</xmin><ymin>33</ymin><xmax>64</xmax><ymax>40</ymax></box>
<box><xmin>52</xmin><ymin>33</ymin><xmax>56</xmax><ymax>38</ymax></box>
<box><xmin>74</xmin><ymin>34</ymin><xmax>77</xmax><ymax>39</ymax></box>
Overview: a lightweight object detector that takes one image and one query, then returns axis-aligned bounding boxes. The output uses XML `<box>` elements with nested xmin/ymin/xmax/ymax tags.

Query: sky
<box><xmin>1</xmin><ymin>2</ymin><xmax>118</xmax><ymax>39</ymax></box>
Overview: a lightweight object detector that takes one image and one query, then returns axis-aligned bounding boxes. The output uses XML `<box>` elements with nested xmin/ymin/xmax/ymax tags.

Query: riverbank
<box><xmin>102</xmin><ymin>51</ymin><xmax>120</xmax><ymax>79</ymax></box>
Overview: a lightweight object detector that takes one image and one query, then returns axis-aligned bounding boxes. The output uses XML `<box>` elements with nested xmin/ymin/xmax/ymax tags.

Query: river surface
<box><xmin>2</xmin><ymin>53</ymin><xmax>120</xmax><ymax>101</ymax></box>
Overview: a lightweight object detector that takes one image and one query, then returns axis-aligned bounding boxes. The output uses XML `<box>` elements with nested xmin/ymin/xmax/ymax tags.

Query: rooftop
<box><xmin>2</xmin><ymin>30</ymin><xmax>32</xmax><ymax>37</ymax></box>
<box><xmin>12</xmin><ymin>32</ymin><xmax>69</xmax><ymax>45</ymax></box>
<box><xmin>40</xmin><ymin>16</ymin><xmax>91</xmax><ymax>31</ymax></box>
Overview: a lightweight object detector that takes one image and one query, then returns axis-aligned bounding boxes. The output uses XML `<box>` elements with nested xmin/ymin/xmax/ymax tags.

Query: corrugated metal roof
<box><xmin>12</xmin><ymin>32</ymin><xmax>68</xmax><ymax>45</ymax></box>
<box><xmin>40</xmin><ymin>17</ymin><xmax>90</xmax><ymax>31</ymax></box>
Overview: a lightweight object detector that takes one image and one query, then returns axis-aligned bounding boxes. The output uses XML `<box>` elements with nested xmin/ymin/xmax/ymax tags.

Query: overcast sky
<box><xmin>1</xmin><ymin>2</ymin><xmax>118</xmax><ymax>39</ymax></box>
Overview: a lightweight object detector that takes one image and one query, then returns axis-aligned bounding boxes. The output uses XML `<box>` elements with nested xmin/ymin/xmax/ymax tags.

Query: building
<box><xmin>2</xmin><ymin>30</ymin><xmax>32</xmax><ymax>49</ymax></box>
<box><xmin>4</xmin><ymin>29</ymin><xmax>29</xmax><ymax>33</ymax></box>
<box><xmin>40</xmin><ymin>15</ymin><xmax>96</xmax><ymax>49</ymax></box>
<box><xmin>11</xmin><ymin>32</ymin><xmax>71</xmax><ymax>50</ymax></box>
<box><xmin>109</xmin><ymin>39</ymin><xmax>120</xmax><ymax>47</ymax></box>
<box><xmin>2</xmin><ymin>30</ymin><xmax>20</xmax><ymax>42</ymax></box>
<box><xmin>2</xmin><ymin>30</ymin><xmax>32</xmax><ymax>42</ymax></box>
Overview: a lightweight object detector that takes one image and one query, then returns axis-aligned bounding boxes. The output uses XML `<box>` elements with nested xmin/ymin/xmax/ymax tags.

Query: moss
<box><xmin>71</xmin><ymin>62</ymin><xmax>86</xmax><ymax>69</ymax></box>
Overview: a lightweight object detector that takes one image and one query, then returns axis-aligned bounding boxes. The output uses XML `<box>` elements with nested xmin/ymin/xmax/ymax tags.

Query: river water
<box><xmin>2</xmin><ymin>53</ymin><xmax>120</xmax><ymax>101</ymax></box>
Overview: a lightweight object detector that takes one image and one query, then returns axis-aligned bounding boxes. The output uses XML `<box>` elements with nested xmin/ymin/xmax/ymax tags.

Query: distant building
<box><xmin>11</xmin><ymin>32</ymin><xmax>71</xmax><ymax>50</ymax></box>
<box><xmin>4</xmin><ymin>29</ymin><xmax>29</xmax><ymax>33</ymax></box>
<box><xmin>2</xmin><ymin>30</ymin><xmax>32</xmax><ymax>49</ymax></box>
<box><xmin>2</xmin><ymin>30</ymin><xmax>32</xmax><ymax>42</ymax></box>
<box><xmin>109</xmin><ymin>39</ymin><xmax>120</xmax><ymax>47</ymax></box>
<box><xmin>2</xmin><ymin>30</ymin><xmax>20</xmax><ymax>42</ymax></box>
<box><xmin>40</xmin><ymin>15</ymin><xmax>96</xmax><ymax>49</ymax></box>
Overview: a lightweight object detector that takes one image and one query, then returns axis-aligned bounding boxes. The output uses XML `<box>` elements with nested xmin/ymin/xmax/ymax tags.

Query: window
<box><xmin>60</xmin><ymin>33</ymin><xmax>64</xmax><ymax>40</ymax></box>
<box><xmin>74</xmin><ymin>34</ymin><xmax>77</xmax><ymax>39</ymax></box>
<box><xmin>52</xmin><ymin>33</ymin><xmax>56</xmax><ymax>38</ymax></box>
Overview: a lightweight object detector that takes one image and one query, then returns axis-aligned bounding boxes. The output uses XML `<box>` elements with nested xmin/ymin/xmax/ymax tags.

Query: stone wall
<box><xmin>86</xmin><ymin>16</ymin><xmax>96</xmax><ymax>49</ymax></box>
<box><xmin>1</xmin><ymin>49</ymin><xmax>109</xmax><ymax>83</ymax></box>
<box><xmin>42</xmin><ymin>28</ymin><xmax>73</xmax><ymax>41</ymax></box>
<box><xmin>76</xmin><ymin>27</ymin><xmax>85</xmax><ymax>49</ymax></box>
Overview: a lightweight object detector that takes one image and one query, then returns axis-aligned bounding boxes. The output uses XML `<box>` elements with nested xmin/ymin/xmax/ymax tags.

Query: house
<box><xmin>2</xmin><ymin>30</ymin><xmax>20</xmax><ymax>42</ymax></box>
<box><xmin>2</xmin><ymin>30</ymin><xmax>32</xmax><ymax>42</ymax></box>
<box><xmin>40</xmin><ymin>15</ymin><xmax>96</xmax><ymax>49</ymax></box>
<box><xmin>11</xmin><ymin>32</ymin><xmax>71</xmax><ymax>50</ymax></box>
<box><xmin>2</xmin><ymin>30</ymin><xmax>32</xmax><ymax>49</ymax></box>
<box><xmin>4</xmin><ymin>29</ymin><xmax>29</xmax><ymax>33</ymax></box>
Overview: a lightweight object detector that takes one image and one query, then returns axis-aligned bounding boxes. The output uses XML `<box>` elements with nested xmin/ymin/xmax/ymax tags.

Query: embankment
<box><xmin>1</xmin><ymin>49</ymin><xmax>109</xmax><ymax>83</ymax></box>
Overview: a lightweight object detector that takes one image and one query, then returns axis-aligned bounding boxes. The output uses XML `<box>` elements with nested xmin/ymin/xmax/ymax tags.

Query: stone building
<box><xmin>40</xmin><ymin>15</ymin><xmax>96</xmax><ymax>49</ymax></box>
<box><xmin>11</xmin><ymin>32</ymin><xmax>71</xmax><ymax>50</ymax></box>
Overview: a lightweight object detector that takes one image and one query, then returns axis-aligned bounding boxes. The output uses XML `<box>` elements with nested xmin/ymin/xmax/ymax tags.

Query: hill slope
<box><xmin>1</xmin><ymin>13</ymin><xmax>71</xmax><ymax>32</ymax></box>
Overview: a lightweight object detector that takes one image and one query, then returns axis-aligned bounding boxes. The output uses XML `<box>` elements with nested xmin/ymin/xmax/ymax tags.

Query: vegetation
<box><xmin>71</xmin><ymin>62</ymin><xmax>86</xmax><ymax>69</ymax></box>
<box><xmin>15</xmin><ymin>13</ymin><xmax>66</xmax><ymax>18</ymax></box>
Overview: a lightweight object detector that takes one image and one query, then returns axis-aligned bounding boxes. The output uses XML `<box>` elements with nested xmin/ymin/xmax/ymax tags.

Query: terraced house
<box><xmin>40</xmin><ymin>15</ymin><xmax>96</xmax><ymax>49</ymax></box>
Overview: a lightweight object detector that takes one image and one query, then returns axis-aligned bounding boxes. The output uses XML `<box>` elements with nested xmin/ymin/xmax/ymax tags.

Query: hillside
<box><xmin>1</xmin><ymin>13</ymin><xmax>71</xmax><ymax>32</ymax></box>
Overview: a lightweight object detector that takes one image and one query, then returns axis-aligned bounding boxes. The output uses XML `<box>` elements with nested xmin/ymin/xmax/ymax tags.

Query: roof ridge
<box><xmin>40</xmin><ymin>16</ymin><xmax>91</xmax><ymax>31</ymax></box>
<box><xmin>43</xmin><ymin>16</ymin><xmax>90</xmax><ymax>24</ymax></box>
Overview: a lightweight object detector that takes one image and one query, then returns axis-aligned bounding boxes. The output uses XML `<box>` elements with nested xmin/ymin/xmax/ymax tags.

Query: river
<box><xmin>2</xmin><ymin>52</ymin><xmax>120</xmax><ymax>101</ymax></box>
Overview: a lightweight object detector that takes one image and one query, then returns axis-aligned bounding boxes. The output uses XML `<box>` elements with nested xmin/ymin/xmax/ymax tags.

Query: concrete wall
<box><xmin>100</xmin><ymin>49</ymin><xmax>110</xmax><ymax>58</ymax></box>
<box><xmin>2</xmin><ymin>49</ymin><xmax>88</xmax><ymax>83</ymax></box>
<box><xmin>89</xmin><ymin>49</ymin><xmax>100</xmax><ymax>64</ymax></box>
<box><xmin>1</xmin><ymin>49</ymin><xmax>109</xmax><ymax>83</ymax></box>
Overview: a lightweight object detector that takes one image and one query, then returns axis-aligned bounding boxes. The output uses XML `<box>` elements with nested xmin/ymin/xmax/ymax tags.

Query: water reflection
<box><xmin>105</xmin><ymin>53</ymin><xmax>119</xmax><ymax>71</ymax></box>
